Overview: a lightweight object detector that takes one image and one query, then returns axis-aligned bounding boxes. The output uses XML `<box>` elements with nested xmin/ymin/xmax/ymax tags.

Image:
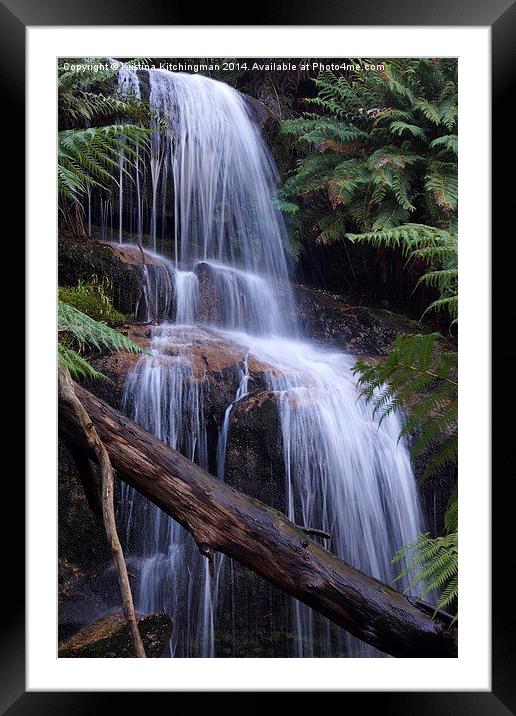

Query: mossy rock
<box><xmin>59</xmin><ymin>286</ymin><xmax>130</xmax><ymax>326</ymax></box>
<box><xmin>58</xmin><ymin>234</ymin><xmax>141</xmax><ymax>316</ymax></box>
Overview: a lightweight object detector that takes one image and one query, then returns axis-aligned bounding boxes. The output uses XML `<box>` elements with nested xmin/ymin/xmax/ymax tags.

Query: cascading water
<box><xmin>121</xmin><ymin>325</ymin><xmax>214</xmax><ymax>656</ymax></box>
<box><xmin>223</xmin><ymin>330</ymin><xmax>423</xmax><ymax>656</ymax></box>
<box><xmin>108</xmin><ymin>67</ymin><xmax>426</xmax><ymax>657</ymax></box>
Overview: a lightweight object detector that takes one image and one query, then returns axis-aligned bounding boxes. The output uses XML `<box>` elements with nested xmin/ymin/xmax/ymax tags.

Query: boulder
<box><xmin>289</xmin><ymin>284</ymin><xmax>429</xmax><ymax>356</ymax></box>
<box><xmin>195</xmin><ymin>261</ymin><xmax>224</xmax><ymax>324</ymax></box>
<box><xmin>87</xmin><ymin>325</ymin><xmax>272</xmax><ymax>418</ymax></box>
<box><xmin>58</xmin><ymin>611</ymin><xmax>173</xmax><ymax>658</ymax></box>
<box><xmin>242</xmin><ymin>93</ymin><xmax>268</xmax><ymax>127</ymax></box>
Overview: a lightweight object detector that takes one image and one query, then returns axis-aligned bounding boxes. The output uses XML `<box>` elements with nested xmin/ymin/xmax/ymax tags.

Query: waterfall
<box><xmin>224</xmin><ymin>330</ymin><xmax>423</xmax><ymax>656</ymax></box>
<box><xmin>148</xmin><ymin>70</ymin><xmax>293</xmax><ymax>291</ymax></box>
<box><xmin>121</xmin><ymin>326</ymin><xmax>214</xmax><ymax>656</ymax></box>
<box><xmin>110</xmin><ymin>68</ymin><xmax>425</xmax><ymax>657</ymax></box>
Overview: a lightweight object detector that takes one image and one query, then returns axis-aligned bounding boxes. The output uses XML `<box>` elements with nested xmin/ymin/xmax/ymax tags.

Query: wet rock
<box><xmin>242</xmin><ymin>93</ymin><xmax>268</xmax><ymax>127</ymax></box>
<box><xmin>289</xmin><ymin>284</ymin><xmax>429</xmax><ymax>356</ymax></box>
<box><xmin>195</xmin><ymin>262</ymin><xmax>225</xmax><ymax>324</ymax></box>
<box><xmin>224</xmin><ymin>390</ymin><xmax>285</xmax><ymax>510</ymax></box>
<box><xmin>87</xmin><ymin>326</ymin><xmax>272</xmax><ymax>416</ymax></box>
<box><xmin>58</xmin><ymin>559</ymin><xmax>86</xmax><ymax>604</ymax></box>
<box><xmin>58</xmin><ymin>440</ymin><xmax>116</xmax><ymax>641</ymax></box>
<box><xmin>58</xmin><ymin>440</ymin><xmax>111</xmax><ymax>570</ymax></box>
<box><xmin>83</xmin><ymin>324</ymin><xmax>152</xmax><ymax>408</ymax></box>
<box><xmin>58</xmin><ymin>439</ymin><xmax>129</xmax><ymax>641</ymax></box>
<box><xmin>85</xmin><ymin>326</ymin><xmax>279</xmax><ymax>479</ymax></box>
<box><xmin>214</xmin><ymin>566</ymin><xmax>293</xmax><ymax>657</ymax></box>
<box><xmin>58</xmin><ymin>560</ymin><xmax>107</xmax><ymax>642</ymax></box>
<box><xmin>58</xmin><ymin>611</ymin><xmax>173</xmax><ymax>658</ymax></box>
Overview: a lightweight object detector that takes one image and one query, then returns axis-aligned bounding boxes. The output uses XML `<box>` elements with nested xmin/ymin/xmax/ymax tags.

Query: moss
<box><xmin>59</xmin><ymin>285</ymin><xmax>130</xmax><ymax>326</ymax></box>
<box><xmin>58</xmin><ymin>234</ymin><xmax>141</xmax><ymax>315</ymax></box>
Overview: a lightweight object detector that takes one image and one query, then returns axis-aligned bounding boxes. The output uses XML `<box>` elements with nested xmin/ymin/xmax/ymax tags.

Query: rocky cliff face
<box><xmin>290</xmin><ymin>285</ymin><xmax>430</xmax><ymax>356</ymax></box>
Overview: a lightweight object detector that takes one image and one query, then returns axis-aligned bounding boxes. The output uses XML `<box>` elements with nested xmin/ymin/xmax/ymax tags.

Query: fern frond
<box><xmin>58</xmin><ymin>300</ymin><xmax>143</xmax><ymax>355</ymax></box>
<box><xmin>389</xmin><ymin>121</ymin><xmax>427</xmax><ymax>140</ymax></box>
<box><xmin>58</xmin><ymin>124</ymin><xmax>150</xmax><ymax>202</ymax></box>
<box><xmin>274</xmin><ymin>199</ymin><xmax>299</xmax><ymax>214</ymax></box>
<box><xmin>425</xmin><ymin>161</ymin><xmax>458</xmax><ymax>213</ymax></box>
<box><xmin>392</xmin><ymin>532</ymin><xmax>458</xmax><ymax>620</ymax></box>
<box><xmin>353</xmin><ymin>333</ymin><xmax>457</xmax><ymax>479</ymax></box>
<box><xmin>430</xmin><ymin>134</ymin><xmax>458</xmax><ymax>155</ymax></box>
<box><xmin>58</xmin><ymin>343</ymin><xmax>106</xmax><ymax>381</ymax></box>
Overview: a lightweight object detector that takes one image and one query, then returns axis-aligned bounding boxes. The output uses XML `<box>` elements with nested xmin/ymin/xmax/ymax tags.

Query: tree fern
<box><xmin>279</xmin><ymin>59</ymin><xmax>457</xmax><ymax>249</ymax></box>
<box><xmin>58</xmin><ymin>124</ymin><xmax>149</xmax><ymax>204</ymax></box>
<box><xmin>347</xmin><ymin>224</ymin><xmax>458</xmax><ymax>323</ymax></box>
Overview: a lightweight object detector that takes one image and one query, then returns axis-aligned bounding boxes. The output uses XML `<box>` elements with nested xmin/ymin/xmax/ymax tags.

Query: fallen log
<box><xmin>59</xmin><ymin>382</ymin><xmax>458</xmax><ymax>658</ymax></box>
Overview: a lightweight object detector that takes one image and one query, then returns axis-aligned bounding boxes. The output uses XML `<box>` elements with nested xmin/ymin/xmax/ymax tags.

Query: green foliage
<box><xmin>444</xmin><ymin>490</ymin><xmax>458</xmax><ymax>533</ymax></box>
<box><xmin>279</xmin><ymin>59</ymin><xmax>457</xmax><ymax>251</ymax></box>
<box><xmin>58</xmin><ymin>124</ymin><xmax>149</xmax><ymax>204</ymax></box>
<box><xmin>59</xmin><ymin>277</ymin><xmax>129</xmax><ymax>325</ymax></box>
<box><xmin>58</xmin><ymin>60</ymin><xmax>152</xmax><ymax>213</ymax></box>
<box><xmin>347</xmin><ymin>224</ymin><xmax>457</xmax><ymax>322</ymax></box>
<box><xmin>58</xmin><ymin>299</ymin><xmax>143</xmax><ymax>380</ymax></box>
<box><xmin>58</xmin><ymin>59</ymin><xmax>151</xmax><ymax>126</ymax></box>
<box><xmin>353</xmin><ymin>333</ymin><xmax>457</xmax><ymax>482</ymax></box>
<box><xmin>58</xmin><ymin>342</ymin><xmax>105</xmax><ymax>381</ymax></box>
<box><xmin>392</xmin><ymin>530</ymin><xmax>458</xmax><ymax>620</ymax></box>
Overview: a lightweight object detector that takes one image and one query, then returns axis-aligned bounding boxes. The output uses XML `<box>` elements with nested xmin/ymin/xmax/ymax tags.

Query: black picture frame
<box><xmin>6</xmin><ymin>0</ymin><xmax>511</xmax><ymax>710</ymax></box>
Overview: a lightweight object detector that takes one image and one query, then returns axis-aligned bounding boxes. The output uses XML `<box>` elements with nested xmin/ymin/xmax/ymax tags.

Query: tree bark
<box><xmin>59</xmin><ymin>382</ymin><xmax>458</xmax><ymax>658</ymax></box>
<box><xmin>58</xmin><ymin>370</ymin><xmax>146</xmax><ymax>658</ymax></box>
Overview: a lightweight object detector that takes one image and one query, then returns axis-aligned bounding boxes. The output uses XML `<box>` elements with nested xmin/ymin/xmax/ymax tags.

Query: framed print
<box><xmin>7</xmin><ymin>0</ymin><xmax>510</xmax><ymax>709</ymax></box>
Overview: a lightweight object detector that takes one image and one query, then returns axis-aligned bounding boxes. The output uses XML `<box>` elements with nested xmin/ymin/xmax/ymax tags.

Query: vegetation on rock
<box><xmin>58</xmin><ymin>299</ymin><xmax>143</xmax><ymax>380</ymax></box>
<box><xmin>59</xmin><ymin>276</ymin><xmax>129</xmax><ymax>325</ymax></box>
